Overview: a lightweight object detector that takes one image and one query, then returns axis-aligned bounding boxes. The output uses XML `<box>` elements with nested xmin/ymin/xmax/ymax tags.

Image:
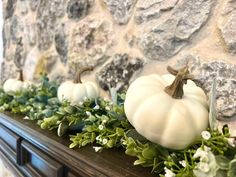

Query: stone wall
<box><xmin>1</xmin><ymin>0</ymin><xmax>236</xmax><ymax>119</ymax></box>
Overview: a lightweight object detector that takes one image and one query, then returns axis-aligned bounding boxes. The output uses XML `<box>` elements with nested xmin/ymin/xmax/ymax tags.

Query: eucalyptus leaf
<box><xmin>209</xmin><ymin>78</ymin><xmax>218</xmax><ymax>131</ymax></box>
<box><xmin>215</xmin><ymin>155</ymin><xmax>230</xmax><ymax>170</ymax></box>
<box><xmin>69</xmin><ymin>121</ymin><xmax>84</xmax><ymax>131</ymax></box>
<box><xmin>57</xmin><ymin>121</ymin><xmax>69</xmax><ymax>137</ymax></box>
<box><xmin>215</xmin><ymin>170</ymin><xmax>227</xmax><ymax>177</ymax></box>
<box><xmin>228</xmin><ymin>159</ymin><xmax>236</xmax><ymax>177</ymax></box>
<box><xmin>109</xmin><ymin>87</ymin><xmax>117</xmax><ymax>104</ymax></box>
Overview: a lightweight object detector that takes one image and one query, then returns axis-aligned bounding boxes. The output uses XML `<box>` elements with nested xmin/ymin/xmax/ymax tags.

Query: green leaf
<box><xmin>125</xmin><ymin>148</ymin><xmax>137</xmax><ymax>156</ymax></box>
<box><xmin>109</xmin><ymin>87</ymin><xmax>117</xmax><ymax>104</ymax></box>
<box><xmin>228</xmin><ymin>159</ymin><xmax>236</xmax><ymax>177</ymax></box>
<box><xmin>64</xmin><ymin>105</ymin><xmax>76</xmax><ymax>114</ymax></box>
<box><xmin>116</xmin><ymin>128</ymin><xmax>124</xmax><ymax>136</ymax></box>
<box><xmin>215</xmin><ymin>170</ymin><xmax>227</xmax><ymax>177</ymax></box>
<box><xmin>134</xmin><ymin>158</ymin><xmax>147</xmax><ymax>166</ymax></box>
<box><xmin>86</xmin><ymin>125</ymin><xmax>97</xmax><ymax>132</ymax></box>
<box><xmin>107</xmin><ymin>139</ymin><xmax>115</xmax><ymax>148</ymax></box>
<box><xmin>215</xmin><ymin>155</ymin><xmax>230</xmax><ymax>170</ymax></box>
<box><xmin>142</xmin><ymin>146</ymin><xmax>157</xmax><ymax>160</ymax></box>
<box><xmin>209</xmin><ymin>78</ymin><xmax>218</xmax><ymax>131</ymax></box>
<box><xmin>69</xmin><ymin>142</ymin><xmax>78</xmax><ymax>149</ymax></box>
<box><xmin>57</xmin><ymin>122</ymin><xmax>69</xmax><ymax>137</ymax></box>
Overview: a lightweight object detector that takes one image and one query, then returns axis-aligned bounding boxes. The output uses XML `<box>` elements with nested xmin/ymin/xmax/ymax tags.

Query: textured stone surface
<box><xmin>36</xmin><ymin>0</ymin><xmax>66</xmax><ymax>50</ymax></box>
<box><xmin>18</xmin><ymin>0</ymin><xmax>29</xmax><ymax>15</ymax></box>
<box><xmin>37</xmin><ymin>0</ymin><xmax>65</xmax><ymax>18</ymax></box>
<box><xmin>67</xmin><ymin>0</ymin><xmax>90</xmax><ymax>20</ymax></box>
<box><xmin>3</xmin><ymin>20</ymin><xmax>11</xmax><ymax>53</ymax></box>
<box><xmin>218</xmin><ymin>0</ymin><xmax>236</xmax><ymax>54</ymax></box>
<box><xmin>25</xmin><ymin>23</ymin><xmax>37</xmax><ymax>46</ymax></box>
<box><xmin>103</xmin><ymin>0</ymin><xmax>137</xmax><ymax>25</ymax></box>
<box><xmin>0</xmin><ymin>61</ymin><xmax>18</xmax><ymax>83</ymax></box>
<box><xmin>178</xmin><ymin>56</ymin><xmax>236</xmax><ymax>120</ymax></box>
<box><xmin>10</xmin><ymin>16</ymin><xmax>24</xmax><ymax>43</ymax></box>
<box><xmin>96</xmin><ymin>53</ymin><xmax>144</xmax><ymax>91</ymax></box>
<box><xmin>68</xmin><ymin>18</ymin><xmax>113</xmax><ymax>68</ymax></box>
<box><xmin>36</xmin><ymin>17</ymin><xmax>54</xmax><ymax>51</ymax></box>
<box><xmin>23</xmin><ymin>47</ymin><xmax>40</xmax><ymax>80</ymax></box>
<box><xmin>55</xmin><ymin>23</ymin><xmax>68</xmax><ymax>63</ymax></box>
<box><xmin>4</xmin><ymin>0</ymin><xmax>17</xmax><ymax>19</ymax></box>
<box><xmin>135</xmin><ymin>0</ymin><xmax>178</xmax><ymax>24</ymax></box>
<box><xmin>14</xmin><ymin>37</ymin><xmax>26</xmax><ymax>68</ymax></box>
<box><xmin>138</xmin><ymin>0</ymin><xmax>214</xmax><ymax>60</ymax></box>
<box><xmin>30</xmin><ymin>0</ymin><xmax>39</xmax><ymax>11</ymax></box>
<box><xmin>34</xmin><ymin>50</ymin><xmax>59</xmax><ymax>78</ymax></box>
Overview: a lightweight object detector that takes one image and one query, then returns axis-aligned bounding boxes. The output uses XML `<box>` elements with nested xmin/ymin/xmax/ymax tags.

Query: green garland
<box><xmin>0</xmin><ymin>75</ymin><xmax>235</xmax><ymax>177</ymax></box>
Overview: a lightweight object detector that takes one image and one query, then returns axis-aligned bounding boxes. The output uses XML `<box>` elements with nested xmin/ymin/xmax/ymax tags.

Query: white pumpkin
<box><xmin>3</xmin><ymin>70</ymin><xmax>30</xmax><ymax>93</ymax></box>
<box><xmin>57</xmin><ymin>67</ymin><xmax>100</xmax><ymax>105</ymax></box>
<box><xmin>124</xmin><ymin>66</ymin><xmax>209</xmax><ymax>150</ymax></box>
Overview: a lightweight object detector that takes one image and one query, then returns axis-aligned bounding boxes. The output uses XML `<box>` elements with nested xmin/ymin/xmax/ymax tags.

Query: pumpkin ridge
<box><xmin>183</xmin><ymin>98</ymin><xmax>209</xmax><ymax>133</ymax></box>
<box><xmin>131</xmin><ymin>93</ymin><xmax>172</xmax><ymax>142</ymax></box>
<box><xmin>125</xmin><ymin>85</ymin><xmax>164</xmax><ymax>119</ymax></box>
<box><xmin>160</xmin><ymin>101</ymin><xmax>196</xmax><ymax>149</ymax></box>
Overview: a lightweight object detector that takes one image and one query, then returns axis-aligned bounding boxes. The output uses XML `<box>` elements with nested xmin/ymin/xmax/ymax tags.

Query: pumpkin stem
<box><xmin>164</xmin><ymin>66</ymin><xmax>194</xmax><ymax>99</ymax></box>
<box><xmin>74</xmin><ymin>67</ymin><xmax>94</xmax><ymax>83</ymax></box>
<box><xmin>18</xmin><ymin>69</ymin><xmax>24</xmax><ymax>81</ymax></box>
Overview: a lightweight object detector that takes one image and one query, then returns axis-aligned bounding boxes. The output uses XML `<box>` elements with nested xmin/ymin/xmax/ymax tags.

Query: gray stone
<box><xmin>138</xmin><ymin>0</ymin><xmax>214</xmax><ymax>60</ymax></box>
<box><xmin>36</xmin><ymin>17</ymin><xmax>54</xmax><ymax>51</ymax></box>
<box><xmin>135</xmin><ymin>0</ymin><xmax>178</xmax><ymax>24</ymax></box>
<box><xmin>0</xmin><ymin>61</ymin><xmax>18</xmax><ymax>83</ymax></box>
<box><xmin>4</xmin><ymin>0</ymin><xmax>17</xmax><ymax>19</ymax></box>
<box><xmin>96</xmin><ymin>53</ymin><xmax>144</xmax><ymax>91</ymax></box>
<box><xmin>37</xmin><ymin>0</ymin><xmax>65</xmax><ymax>18</ymax></box>
<box><xmin>2</xmin><ymin>28</ymin><xmax>7</xmax><ymax>58</ymax></box>
<box><xmin>68</xmin><ymin>18</ymin><xmax>114</xmax><ymax>68</ymax></box>
<box><xmin>14</xmin><ymin>37</ymin><xmax>26</xmax><ymax>68</ymax></box>
<box><xmin>10</xmin><ymin>16</ymin><xmax>24</xmax><ymax>43</ymax></box>
<box><xmin>218</xmin><ymin>0</ymin><xmax>236</xmax><ymax>54</ymax></box>
<box><xmin>177</xmin><ymin>56</ymin><xmax>236</xmax><ymax>120</ymax></box>
<box><xmin>67</xmin><ymin>0</ymin><xmax>90</xmax><ymax>20</ymax></box>
<box><xmin>103</xmin><ymin>0</ymin><xmax>137</xmax><ymax>25</ymax></box>
<box><xmin>18</xmin><ymin>0</ymin><xmax>29</xmax><ymax>15</ymax></box>
<box><xmin>221</xmin><ymin>0</ymin><xmax>236</xmax><ymax>15</ymax></box>
<box><xmin>36</xmin><ymin>0</ymin><xmax>66</xmax><ymax>51</ymax></box>
<box><xmin>25</xmin><ymin>23</ymin><xmax>37</xmax><ymax>46</ymax></box>
<box><xmin>55</xmin><ymin>23</ymin><xmax>68</xmax><ymax>63</ymax></box>
<box><xmin>160</xmin><ymin>0</ymin><xmax>179</xmax><ymax>10</ymax></box>
<box><xmin>30</xmin><ymin>0</ymin><xmax>40</xmax><ymax>11</ymax></box>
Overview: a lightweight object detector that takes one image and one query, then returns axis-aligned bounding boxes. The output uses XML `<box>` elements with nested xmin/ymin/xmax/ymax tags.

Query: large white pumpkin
<box><xmin>3</xmin><ymin>70</ymin><xmax>30</xmax><ymax>93</ymax></box>
<box><xmin>57</xmin><ymin>67</ymin><xmax>100</xmax><ymax>105</ymax></box>
<box><xmin>124</xmin><ymin>66</ymin><xmax>209</xmax><ymax>150</ymax></box>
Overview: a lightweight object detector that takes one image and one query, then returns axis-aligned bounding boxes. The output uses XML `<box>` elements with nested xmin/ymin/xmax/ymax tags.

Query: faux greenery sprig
<box><xmin>0</xmin><ymin>74</ymin><xmax>60</xmax><ymax>120</ymax></box>
<box><xmin>69</xmin><ymin>94</ymin><xmax>132</xmax><ymax>149</ymax></box>
<box><xmin>0</xmin><ymin>76</ymin><xmax>235</xmax><ymax>177</ymax></box>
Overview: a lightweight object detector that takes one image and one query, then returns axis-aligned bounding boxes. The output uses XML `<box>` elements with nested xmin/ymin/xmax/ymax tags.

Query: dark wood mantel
<box><xmin>0</xmin><ymin>112</ymin><xmax>157</xmax><ymax>177</ymax></box>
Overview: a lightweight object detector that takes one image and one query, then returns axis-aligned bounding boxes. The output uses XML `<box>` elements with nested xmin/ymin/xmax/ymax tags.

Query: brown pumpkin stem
<box><xmin>18</xmin><ymin>69</ymin><xmax>24</xmax><ymax>81</ymax></box>
<box><xmin>164</xmin><ymin>66</ymin><xmax>194</xmax><ymax>99</ymax></box>
<box><xmin>74</xmin><ymin>67</ymin><xmax>94</xmax><ymax>83</ymax></box>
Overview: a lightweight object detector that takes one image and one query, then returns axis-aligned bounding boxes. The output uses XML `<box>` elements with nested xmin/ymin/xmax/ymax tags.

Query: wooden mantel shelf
<box><xmin>0</xmin><ymin>113</ymin><xmax>156</xmax><ymax>177</ymax></box>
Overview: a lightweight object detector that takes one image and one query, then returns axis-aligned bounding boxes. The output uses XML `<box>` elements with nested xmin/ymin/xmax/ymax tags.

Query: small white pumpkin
<box><xmin>57</xmin><ymin>67</ymin><xmax>100</xmax><ymax>105</ymax></box>
<box><xmin>124</xmin><ymin>66</ymin><xmax>209</xmax><ymax>150</ymax></box>
<box><xmin>3</xmin><ymin>69</ymin><xmax>30</xmax><ymax>93</ymax></box>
